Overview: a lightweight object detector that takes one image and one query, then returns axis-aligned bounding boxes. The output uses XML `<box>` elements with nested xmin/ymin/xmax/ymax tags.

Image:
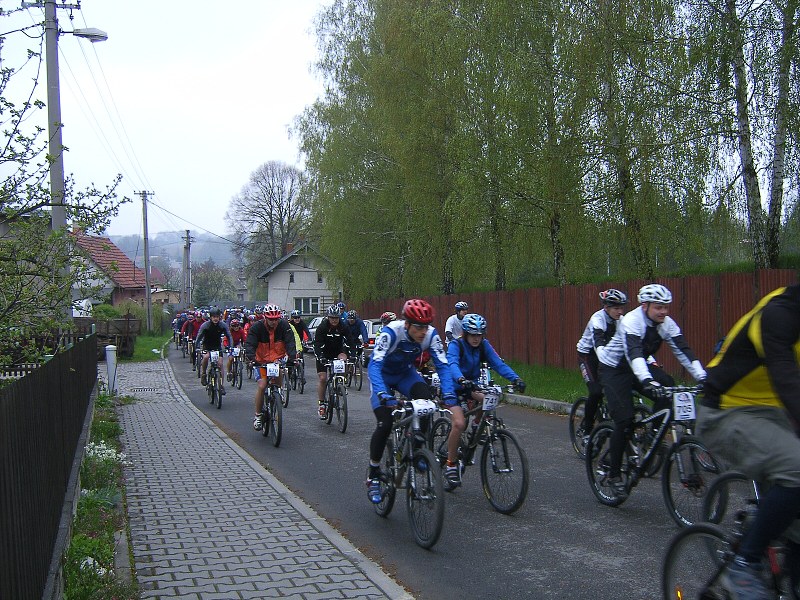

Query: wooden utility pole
<box><xmin>137</xmin><ymin>191</ymin><xmax>155</xmax><ymax>331</ymax></box>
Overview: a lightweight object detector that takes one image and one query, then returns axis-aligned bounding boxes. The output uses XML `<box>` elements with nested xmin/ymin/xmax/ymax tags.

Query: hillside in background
<box><xmin>111</xmin><ymin>231</ymin><xmax>236</xmax><ymax>267</ymax></box>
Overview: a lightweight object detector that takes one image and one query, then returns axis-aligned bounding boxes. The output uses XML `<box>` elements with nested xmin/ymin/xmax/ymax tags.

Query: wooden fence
<box><xmin>359</xmin><ymin>269</ymin><xmax>799</xmax><ymax>377</ymax></box>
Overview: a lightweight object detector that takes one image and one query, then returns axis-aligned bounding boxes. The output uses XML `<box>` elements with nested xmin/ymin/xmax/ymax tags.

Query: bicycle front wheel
<box><xmin>236</xmin><ymin>361</ymin><xmax>244</xmax><ymax>390</ymax></box>
<box><xmin>325</xmin><ymin>387</ymin><xmax>335</xmax><ymax>425</ymax></box>
<box><xmin>269</xmin><ymin>392</ymin><xmax>283</xmax><ymax>447</ymax></box>
<box><xmin>702</xmin><ymin>471</ymin><xmax>755</xmax><ymax>528</ymax></box>
<box><xmin>662</xmin><ymin>435</ymin><xmax>722</xmax><ymax>528</ymax></box>
<box><xmin>480</xmin><ymin>428</ymin><xmax>529</xmax><ymax>514</ymax></box>
<box><xmin>355</xmin><ymin>360</ymin><xmax>363</xmax><ymax>391</ymax></box>
<box><xmin>661</xmin><ymin>522</ymin><xmax>732</xmax><ymax>600</ymax></box>
<box><xmin>282</xmin><ymin>373</ymin><xmax>290</xmax><ymax>408</ymax></box>
<box><xmin>568</xmin><ymin>397</ymin><xmax>589</xmax><ymax>458</ymax></box>
<box><xmin>586</xmin><ymin>422</ymin><xmax>629</xmax><ymax>507</ymax></box>
<box><xmin>406</xmin><ymin>448</ymin><xmax>445</xmax><ymax>549</ymax></box>
<box><xmin>297</xmin><ymin>361</ymin><xmax>305</xmax><ymax>394</ymax></box>
<box><xmin>214</xmin><ymin>375</ymin><xmax>222</xmax><ymax>409</ymax></box>
<box><xmin>335</xmin><ymin>383</ymin><xmax>348</xmax><ymax>433</ymax></box>
<box><xmin>430</xmin><ymin>417</ymin><xmax>451</xmax><ymax>466</ymax></box>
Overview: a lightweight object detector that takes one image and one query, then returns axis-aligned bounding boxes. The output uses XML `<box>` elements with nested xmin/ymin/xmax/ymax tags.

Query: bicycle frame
<box><xmin>388</xmin><ymin>400</ymin><xmax>438</xmax><ymax>487</ymax></box>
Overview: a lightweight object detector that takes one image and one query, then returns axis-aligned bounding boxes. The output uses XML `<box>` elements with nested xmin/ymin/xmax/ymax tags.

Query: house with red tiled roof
<box><xmin>73</xmin><ymin>229</ymin><xmax>149</xmax><ymax>306</ymax></box>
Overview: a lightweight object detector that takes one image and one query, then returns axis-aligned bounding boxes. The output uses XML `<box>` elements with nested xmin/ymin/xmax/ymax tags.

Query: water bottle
<box><xmin>479</xmin><ymin>363</ymin><xmax>490</xmax><ymax>387</ymax></box>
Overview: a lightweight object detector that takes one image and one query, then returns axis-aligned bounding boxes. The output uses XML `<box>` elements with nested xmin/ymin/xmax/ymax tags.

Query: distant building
<box><xmin>256</xmin><ymin>242</ymin><xmax>342</xmax><ymax>316</ymax></box>
<box><xmin>73</xmin><ymin>229</ymin><xmax>149</xmax><ymax>306</ymax></box>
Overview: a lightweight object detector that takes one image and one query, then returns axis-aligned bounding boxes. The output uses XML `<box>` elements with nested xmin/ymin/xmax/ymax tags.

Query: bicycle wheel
<box><xmin>586</xmin><ymin>422</ymin><xmax>630</xmax><ymax>507</ymax></box>
<box><xmin>375</xmin><ymin>437</ymin><xmax>397</xmax><ymax>517</ymax></box>
<box><xmin>214</xmin><ymin>373</ymin><xmax>222</xmax><ymax>409</ymax></box>
<box><xmin>480</xmin><ymin>428</ymin><xmax>529</xmax><ymax>514</ymax></box>
<box><xmin>297</xmin><ymin>360</ymin><xmax>305</xmax><ymax>394</ymax></box>
<box><xmin>335</xmin><ymin>383</ymin><xmax>348</xmax><ymax>433</ymax></box>
<box><xmin>355</xmin><ymin>360</ymin><xmax>363</xmax><ymax>391</ymax></box>
<box><xmin>325</xmin><ymin>386</ymin><xmax>335</xmax><ymax>425</ymax></box>
<box><xmin>406</xmin><ymin>448</ymin><xmax>445</xmax><ymax>549</ymax></box>
<box><xmin>569</xmin><ymin>397</ymin><xmax>589</xmax><ymax>458</ymax></box>
<box><xmin>269</xmin><ymin>392</ymin><xmax>283</xmax><ymax>447</ymax></box>
<box><xmin>282</xmin><ymin>373</ymin><xmax>290</xmax><ymax>408</ymax></box>
<box><xmin>430</xmin><ymin>417</ymin><xmax>451</xmax><ymax>466</ymax></box>
<box><xmin>702</xmin><ymin>471</ymin><xmax>755</xmax><ymax>528</ymax></box>
<box><xmin>236</xmin><ymin>360</ymin><xmax>244</xmax><ymax>390</ymax></box>
<box><xmin>290</xmin><ymin>365</ymin><xmax>298</xmax><ymax>390</ymax></box>
<box><xmin>662</xmin><ymin>435</ymin><xmax>722</xmax><ymax>528</ymax></box>
<box><xmin>181</xmin><ymin>341</ymin><xmax>186</xmax><ymax>359</ymax></box>
<box><xmin>661</xmin><ymin>522</ymin><xmax>733</xmax><ymax>600</ymax></box>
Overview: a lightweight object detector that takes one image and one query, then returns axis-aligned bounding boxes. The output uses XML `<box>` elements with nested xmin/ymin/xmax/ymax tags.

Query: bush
<box><xmin>91</xmin><ymin>304</ymin><xmax>120</xmax><ymax>320</ymax></box>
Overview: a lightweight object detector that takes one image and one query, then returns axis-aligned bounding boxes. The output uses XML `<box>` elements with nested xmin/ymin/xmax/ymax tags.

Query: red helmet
<box><xmin>380</xmin><ymin>311</ymin><xmax>397</xmax><ymax>325</ymax></box>
<box><xmin>402</xmin><ymin>299</ymin><xmax>434</xmax><ymax>325</ymax></box>
<box><xmin>263</xmin><ymin>304</ymin><xmax>282</xmax><ymax>319</ymax></box>
<box><xmin>230</xmin><ymin>319</ymin><xmax>241</xmax><ymax>327</ymax></box>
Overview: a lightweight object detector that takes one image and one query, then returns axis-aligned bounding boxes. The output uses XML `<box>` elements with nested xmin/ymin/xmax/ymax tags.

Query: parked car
<box><xmin>308</xmin><ymin>316</ymin><xmax>325</xmax><ymax>342</ymax></box>
<box><xmin>364</xmin><ymin>319</ymin><xmax>382</xmax><ymax>351</ymax></box>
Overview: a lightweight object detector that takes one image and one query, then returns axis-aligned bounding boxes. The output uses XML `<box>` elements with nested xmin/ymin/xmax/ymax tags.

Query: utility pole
<box><xmin>182</xmin><ymin>229</ymin><xmax>193</xmax><ymax>306</ymax></box>
<box><xmin>137</xmin><ymin>191</ymin><xmax>155</xmax><ymax>331</ymax></box>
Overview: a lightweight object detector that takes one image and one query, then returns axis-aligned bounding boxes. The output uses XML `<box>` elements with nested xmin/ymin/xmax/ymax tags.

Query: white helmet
<box><xmin>637</xmin><ymin>284</ymin><xmax>672</xmax><ymax>304</ymax></box>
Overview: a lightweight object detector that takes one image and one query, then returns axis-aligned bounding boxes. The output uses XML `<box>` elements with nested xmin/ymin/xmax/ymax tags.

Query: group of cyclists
<box><xmin>576</xmin><ymin>280</ymin><xmax>800</xmax><ymax>600</ymax></box>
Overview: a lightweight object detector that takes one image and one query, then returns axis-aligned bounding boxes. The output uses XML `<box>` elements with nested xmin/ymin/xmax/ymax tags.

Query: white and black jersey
<box><xmin>599</xmin><ymin>305</ymin><xmax>705</xmax><ymax>382</ymax></box>
<box><xmin>576</xmin><ymin>309</ymin><xmax>618</xmax><ymax>361</ymax></box>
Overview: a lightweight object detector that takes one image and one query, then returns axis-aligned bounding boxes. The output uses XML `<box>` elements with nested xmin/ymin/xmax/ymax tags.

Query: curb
<box><xmin>504</xmin><ymin>392</ymin><xmax>573</xmax><ymax>415</ymax></box>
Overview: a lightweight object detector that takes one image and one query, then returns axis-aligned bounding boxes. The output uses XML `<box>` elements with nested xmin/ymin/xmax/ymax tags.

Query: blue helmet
<box><xmin>326</xmin><ymin>305</ymin><xmax>342</xmax><ymax>317</ymax></box>
<box><xmin>461</xmin><ymin>313</ymin><xmax>487</xmax><ymax>335</ymax></box>
<box><xmin>455</xmin><ymin>301</ymin><xmax>468</xmax><ymax>311</ymax></box>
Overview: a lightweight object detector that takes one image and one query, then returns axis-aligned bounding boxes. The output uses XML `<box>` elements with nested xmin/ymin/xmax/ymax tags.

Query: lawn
<box><xmin>125</xmin><ymin>333</ymin><xmax>173</xmax><ymax>362</ymax></box>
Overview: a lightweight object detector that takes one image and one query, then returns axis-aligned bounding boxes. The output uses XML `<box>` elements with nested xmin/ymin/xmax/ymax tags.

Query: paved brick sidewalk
<box><xmin>113</xmin><ymin>359</ymin><xmax>411</xmax><ymax>600</ymax></box>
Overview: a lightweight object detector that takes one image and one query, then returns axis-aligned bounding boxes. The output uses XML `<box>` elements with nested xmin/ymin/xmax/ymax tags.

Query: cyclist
<box><xmin>365</xmin><ymin>299</ymin><xmax>456</xmax><ymax>503</ymax></box>
<box><xmin>196</xmin><ymin>308</ymin><xmax>234</xmax><ymax>394</ymax></box>
<box><xmin>697</xmin><ymin>282</ymin><xmax>800</xmax><ymax>598</ymax></box>
<box><xmin>345</xmin><ymin>309</ymin><xmax>368</xmax><ymax>364</ymax></box>
<box><xmin>444</xmin><ymin>313</ymin><xmax>526</xmax><ymax>490</ymax></box>
<box><xmin>598</xmin><ymin>283</ymin><xmax>706</xmax><ymax>499</ymax></box>
<box><xmin>224</xmin><ymin>318</ymin><xmax>246</xmax><ymax>381</ymax></box>
<box><xmin>576</xmin><ymin>289</ymin><xmax>628</xmax><ymax>441</ymax></box>
<box><xmin>245</xmin><ymin>304</ymin><xmax>296</xmax><ymax>431</ymax></box>
<box><xmin>312</xmin><ymin>305</ymin><xmax>351</xmax><ymax>420</ymax></box>
<box><xmin>379</xmin><ymin>311</ymin><xmax>397</xmax><ymax>330</ymax></box>
<box><xmin>288</xmin><ymin>310</ymin><xmax>311</xmax><ymax>383</ymax></box>
<box><xmin>445</xmin><ymin>301</ymin><xmax>469</xmax><ymax>343</ymax></box>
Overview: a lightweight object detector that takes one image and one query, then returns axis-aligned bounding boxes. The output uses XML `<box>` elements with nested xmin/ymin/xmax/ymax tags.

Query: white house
<box><xmin>256</xmin><ymin>242</ymin><xmax>342</xmax><ymax>316</ymax></box>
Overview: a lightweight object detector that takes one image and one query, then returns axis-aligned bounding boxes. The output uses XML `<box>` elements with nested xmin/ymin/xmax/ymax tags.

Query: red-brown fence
<box><xmin>358</xmin><ymin>270</ymin><xmax>798</xmax><ymax>377</ymax></box>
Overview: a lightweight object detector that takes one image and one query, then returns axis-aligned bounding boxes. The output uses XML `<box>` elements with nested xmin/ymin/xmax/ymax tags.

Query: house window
<box><xmin>317</xmin><ymin>272</ymin><xmax>323</xmax><ymax>284</ymax></box>
<box><xmin>289</xmin><ymin>272</ymin><xmax>295</xmax><ymax>283</ymax></box>
<box><xmin>295</xmin><ymin>297</ymin><xmax>319</xmax><ymax>315</ymax></box>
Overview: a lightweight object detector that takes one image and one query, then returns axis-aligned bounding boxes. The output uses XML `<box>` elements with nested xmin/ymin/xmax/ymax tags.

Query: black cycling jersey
<box><xmin>313</xmin><ymin>318</ymin><xmax>351</xmax><ymax>360</ymax></box>
<box><xmin>196</xmin><ymin>320</ymin><xmax>232</xmax><ymax>352</ymax></box>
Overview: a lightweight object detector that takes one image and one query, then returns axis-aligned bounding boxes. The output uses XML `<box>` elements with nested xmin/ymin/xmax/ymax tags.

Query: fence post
<box><xmin>105</xmin><ymin>345</ymin><xmax>118</xmax><ymax>395</ymax></box>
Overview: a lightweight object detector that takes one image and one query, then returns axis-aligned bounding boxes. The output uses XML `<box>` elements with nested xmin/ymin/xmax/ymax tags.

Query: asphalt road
<box><xmin>168</xmin><ymin>347</ymin><xmax>678</xmax><ymax>600</ymax></box>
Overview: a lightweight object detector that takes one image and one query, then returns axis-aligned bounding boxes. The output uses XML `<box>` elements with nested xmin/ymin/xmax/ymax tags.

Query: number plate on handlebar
<box><xmin>232</xmin><ymin>347</ymin><xmax>240</xmax><ymax>356</ymax></box>
<box><xmin>210</xmin><ymin>350</ymin><xmax>219</xmax><ymax>361</ymax></box>
<box><xmin>333</xmin><ymin>359</ymin><xmax>346</xmax><ymax>374</ymax></box>
<box><xmin>410</xmin><ymin>399</ymin><xmax>437</xmax><ymax>417</ymax></box>
<box><xmin>266</xmin><ymin>362</ymin><xmax>280</xmax><ymax>377</ymax></box>
<box><xmin>673</xmin><ymin>391</ymin><xmax>696</xmax><ymax>421</ymax></box>
<box><xmin>482</xmin><ymin>385</ymin><xmax>502</xmax><ymax>410</ymax></box>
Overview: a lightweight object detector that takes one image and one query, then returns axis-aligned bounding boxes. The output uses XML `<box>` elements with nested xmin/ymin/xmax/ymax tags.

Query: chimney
<box><xmin>286</xmin><ymin>242</ymin><xmax>294</xmax><ymax>254</ymax></box>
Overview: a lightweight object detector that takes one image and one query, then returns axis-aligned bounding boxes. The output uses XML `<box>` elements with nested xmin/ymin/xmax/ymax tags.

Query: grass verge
<box><xmin>62</xmin><ymin>387</ymin><xmax>138</xmax><ymax>600</ymax></box>
<box><xmin>125</xmin><ymin>333</ymin><xmax>173</xmax><ymax>362</ymax></box>
<box><xmin>505</xmin><ymin>360</ymin><xmax>585</xmax><ymax>403</ymax></box>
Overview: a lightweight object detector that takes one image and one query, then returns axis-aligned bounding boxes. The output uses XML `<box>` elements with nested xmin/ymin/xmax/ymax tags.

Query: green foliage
<box><xmin>125</xmin><ymin>333</ymin><xmax>171</xmax><ymax>362</ymax></box>
<box><xmin>92</xmin><ymin>304</ymin><xmax>121</xmax><ymax>320</ymax></box>
<box><xmin>505</xmin><ymin>361</ymin><xmax>586</xmax><ymax>404</ymax></box>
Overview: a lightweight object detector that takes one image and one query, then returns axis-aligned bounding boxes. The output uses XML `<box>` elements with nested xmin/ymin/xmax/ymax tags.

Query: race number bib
<box><xmin>266</xmin><ymin>362</ymin><xmax>280</xmax><ymax>377</ymax></box>
<box><xmin>431</xmin><ymin>372</ymin><xmax>440</xmax><ymax>388</ymax></box>
<box><xmin>210</xmin><ymin>351</ymin><xmax>219</xmax><ymax>361</ymax></box>
<box><xmin>673</xmin><ymin>391</ymin><xmax>696</xmax><ymax>421</ymax></box>
<box><xmin>410</xmin><ymin>399</ymin><xmax>437</xmax><ymax>417</ymax></box>
<box><xmin>482</xmin><ymin>386</ymin><xmax>502</xmax><ymax>411</ymax></box>
<box><xmin>232</xmin><ymin>347</ymin><xmax>240</xmax><ymax>357</ymax></box>
<box><xmin>333</xmin><ymin>359</ymin><xmax>346</xmax><ymax>374</ymax></box>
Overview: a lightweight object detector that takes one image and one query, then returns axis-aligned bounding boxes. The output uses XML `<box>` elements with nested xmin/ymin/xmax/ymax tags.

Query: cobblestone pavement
<box><xmin>111</xmin><ymin>358</ymin><xmax>411</xmax><ymax>600</ymax></box>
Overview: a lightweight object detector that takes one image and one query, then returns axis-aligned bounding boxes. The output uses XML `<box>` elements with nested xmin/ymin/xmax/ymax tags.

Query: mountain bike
<box><xmin>662</xmin><ymin>472</ymin><xmax>800</xmax><ymax>599</ymax></box>
<box><xmin>430</xmin><ymin>384</ymin><xmax>529</xmax><ymax>514</ymax></box>
<box><xmin>320</xmin><ymin>358</ymin><xmax>349</xmax><ymax>433</ymax></box>
<box><xmin>586</xmin><ymin>385</ymin><xmax>722</xmax><ymax>527</ymax></box>
<box><xmin>205</xmin><ymin>350</ymin><xmax>223</xmax><ymax>409</ymax></box>
<box><xmin>254</xmin><ymin>362</ymin><xmax>284</xmax><ymax>447</ymax></box>
<box><xmin>288</xmin><ymin>352</ymin><xmax>305</xmax><ymax>394</ymax></box>
<box><xmin>230</xmin><ymin>347</ymin><xmax>244</xmax><ymax>390</ymax></box>
<box><xmin>347</xmin><ymin>346</ymin><xmax>364</xmax><ymax>391</ymax></box>
<box><xmin>372</xmin><ymin>397</ymin><xmax>446</xmax><ymax>549</ymax></box>
<box><xmin>187</xmin><ymin>337</ymin><xmax>195</xmax><ymax>368</ymax></box>
<box><xmin>180</xmin><ymin>334</ymin><xmax>188</xmax><ymax>359</ymax></box>
<box><xmin>569</xmin><ymin>392</ymin><xmax>652</xmax><ymax>460</ymax></box>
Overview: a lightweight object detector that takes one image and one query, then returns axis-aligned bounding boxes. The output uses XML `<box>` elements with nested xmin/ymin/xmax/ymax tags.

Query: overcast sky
<box><xmin>4</xmin><ymin>1</ymin><xmax>327</xmax><ymax>239</ymax></box>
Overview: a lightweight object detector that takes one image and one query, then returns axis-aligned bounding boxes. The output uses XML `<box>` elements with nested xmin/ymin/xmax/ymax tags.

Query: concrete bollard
<box><xmin>105</xmin><ymin>345</ymin><xmax>118</xmax><ymax>395</ymax></box>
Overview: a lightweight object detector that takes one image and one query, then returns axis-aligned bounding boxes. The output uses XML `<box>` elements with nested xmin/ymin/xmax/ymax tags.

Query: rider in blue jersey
<box><xmin>365</xmin><ymin>299</ymin><xmax>456</xmax><ymax>503</ymax></box>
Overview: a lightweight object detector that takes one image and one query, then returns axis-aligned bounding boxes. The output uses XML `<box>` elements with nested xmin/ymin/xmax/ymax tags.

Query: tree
<box><xmin>0</xmin><ymin>8</ymin><xmax>125</xmax><ymax>364</ymax></box>
<box><xmin>225</xmin><ymin>161</ymin><xmax>310</xmax><ymax>292</ymax></box>
<box><xmin>191</xmin><ymin>258</ymin><xmax>235</xmax><ymax>307</ymax></box>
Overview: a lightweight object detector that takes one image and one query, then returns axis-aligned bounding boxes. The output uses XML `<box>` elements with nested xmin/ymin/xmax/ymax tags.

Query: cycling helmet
<box><xmin>402</xmin><ymin>299</ymin><xmax>434</xmax><ymax>325</ymax></box>
<box><xmin>195</xmin><ymin>310</ymin><xmax>203</xmax><ymax>319</ymax></box>
<box><xmin>461</xmin><ymin>313</ymin><xmax>487</xmax><ymax>335</ymax></box>
<box><xmin>347</xmin><ymin>309</ymin><xmax>358</xmax><ymax>319</ymax></box>
<box><xmin>637</xmin><ymin>284</ymin><xmax>672</xmax><ymax>304</ymax></box>
<box><xmin>326</xmin><ymin>305</ymin><xmax>342</xmax><ymax>317</ymax></box>
<box><xmin>336</xmin><ymin>301</ymin><xmax>346</xmax><ymax>310</ymax></box>
<box><xmin>263</xmin><ymin>304</ymin><xmax>282</xmax><ymax>319</ymax></box>
<box><xmin>290</xmin><ymin>309</ymin><xmax>301</xmax><ymax>318</ymax></box>
<box><xmin>230</xmin><ymin>319</ymin><xmax>241</xmax><ymax>327</ymax></box>
<box><xmin>599</xmin><ymin>289</ymin><xmax>628</xmax><ymax>306</ymax></box>
<box><xmin>455</xmin><ymin>301</ymin><xmax>468</xmax><ymax>311</ymax></box>
<box><xmin>380</xmin><ymin>311</ymin><xmax>397</xmax><ymax>325</ymax></box>
<box><xmin>209</xmin><ymin>307</ymin><xmax>222</xmax><ymax>317</ymax></box>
